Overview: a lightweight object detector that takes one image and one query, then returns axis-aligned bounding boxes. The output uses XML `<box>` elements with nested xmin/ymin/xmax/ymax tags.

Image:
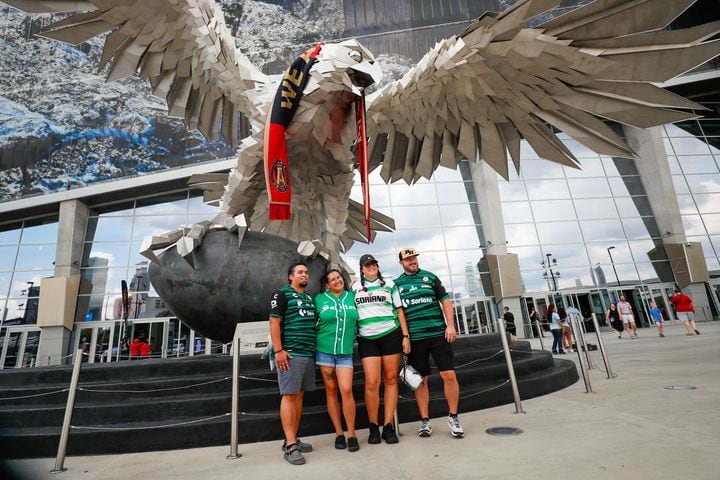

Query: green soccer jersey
<box><xmin>314</xmin><ymin>290</ymin><xmax>358</xmax><ymax>355</ymax></box>
<box><xmin>395</xmin><ymin>269</ymin><xmax>449</xmax><ymax>340</ymax></box>
<box><xmin>269</xmin><ymin>286</ymin><xmax>316</xmax><ymax>357</ymax></box>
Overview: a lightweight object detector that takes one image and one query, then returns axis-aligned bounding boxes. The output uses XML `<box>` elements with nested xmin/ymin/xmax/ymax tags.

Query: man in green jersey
<box><xmin>269</xmin><ymin>262</ymin><xmax>317</xmax><ymax>465</ymax></box>
<box><xmin>395</xmin><ymin>247</ymin><xmax>464</xmax><ymax>439</ymax></box>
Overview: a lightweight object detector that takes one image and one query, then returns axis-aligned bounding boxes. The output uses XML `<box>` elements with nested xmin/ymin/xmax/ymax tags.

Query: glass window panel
<box><xmin>90</xmin><ymin>201</ymin><xmax>135</xmax><ymax>216</ymax></box>
<box><xmin>685</xmin><ymin>174</ymin><xmax>720</xmax><ymax>193</ymax></box>
<box><xmin>501</xmin><ymin>202</ymin><xmax>532</xmax><ymax>224</ymax></box>
<box><xmin>521</xmin><ymin>269</ymin><xmax>549</xmax><ymax>293</ymax></box>
<box><xmin>536</xmin><ymin>221</ymin><xmax>583</xmax><ymax>244</ymax></box>
<box><xmin>448</xmin><ymin>275</ymin><xmax>470</xmax><ymax>298</ymax></box>
<box><xmin>412</xmin><ymin>252</ymin><xmax>449</xmax><ymax>276</ymax></box>
<box><xmin>134</xmin><ymin>192</ymin><xmax>188</xmax><ymax>215</ymax></box>
<box><xmin>7</xmin><ymin>271</ymin><xmax>53</xmax><ymax>298</ymax></box>
<box><xmin>699</xmin><ymin>119</ymin><xmax>720</xmax><ymax>137</ymax></box>
<box><xmin>672</xmin><ymin>175</ymin><xmax>690</xmax><ymax>194</ymax></box>
<box><xmin>628</xmin><ymin>239</ymin><xmax>665</xmax><ymax>263</ymax></box>
<box><xmin>706</xmin><ymin>258</ymin><xmax>720</xmax><ymax>278</ymax></box>
<box><xmin>531</xmin><ymin>200</ymin><xmax>576</xmax><ymax>222</ymax></box>
<box><xmin>497</xmin><ymin>180</ymin><xmax>527</xmax><ymax>200</ymax></box>
<box><xmin>20</xmin><ymin>220</ymin><xmax>58</xmax><ymax>244</ymax></box>
<box><xmin>670</xmin><ymin>137</ymin><xmax>711</xmax><ymax>155</ymax></box>
<box><xmin>510</xmin><ymin>246</ymin><xmax>543</xmax><ymax>270</ymax></box>
<box><xmin>440</xmin><ymin>203</ymin><xmax>479</xmax><ymax>227</ymax></box>
<box><xmin>664</xmin><ymin>124</ymin><xmax>696</xmax><ymax>137</ymax></box>
<box><xmin>443</xmin><ymin>227</ymin><xmax>483</xmax><ymax>250</ymax></box>
<box><xmin>613</xmin><ymin>263</ymin><xmax>640</xmax><ymax>284</ymax></box>
<box><xmin>431</xmin><ymin>165</ymin><xmax>463</xmax><ymax>182</ymax></box>
<box><xmin>0</xmin><ymin>246</ymin><xmax>18</xmax><ymax>270</ymax></box>
<box><xmin>586</xmin><ymin>242</ymin><xmax>632</xmax><ymax>264</ymax></box>
<box><xmin>580</xmin><ymin>220</ymin><xmax>625</xmax><ymax>242</ymax></box>
<box><xmin>686</xmin><ymin>236</ymin><xmax>713</xmax><ymax>256</ymax></box>
<box><xmin>389</xmin><ymin>183</ymin><xmax>438</xmax><ymax>206</ymax></box>
<box><xmin>131</xmin><ymin>215</ymin><xmax>190</xmax><ymax>240</ymax></box>
<box><xmin>555</xmin><ymin>267</ymin><xmax>595</xmax><ymax>289</ymax></box>
<box><xmin>0</xmin><ymin>224</ymin><xmax>21</xmax><ymax>245</ymax></box>
<box><xmin>392</xmin><ymin>229</ymin><xmax>446</xmax><ymax>254</ymax></box>
<box><xmin>188</xmin><ymin>195</ymin><xmax>222</xmax><ymax>215</ymax></box>
<box><xmin>667</xmin><ymin>155</ymin><xmax>681</xmax><ymax>174</ymax></box>
<box><xmin>681</xmin><ymin>215</ymin><xmax>706</xmax><ymax>236</ymax></box>
<box><xmin>567</xmin><ymin>178</ymin><xmax>612</xmax><ymax>198</ymax></box>
<box><xmin>86</xmin><ymin>216</ymin><xmax>133</xmax><ymax>242</ymax></box>
<box><xmin>84</xmin><ymin>242</ymin><xmax>131</xmax><ymax>268</ymax></box>
<box><xmin>345</xmin><ymin>231</ymin><xmax>396</xmax><ymax>256</ymax></box>
<box><xmin>604</xmin><ymin>157</ymin><xmax>638</xmax><ymax>176</ymax></box>
<box><xmin>447</xmin><ymin>250</ymin><xmax>484</xmax><ymax>275</ymax></box>
<box><xmin>623</xmin><ymin>218</ymin><xmax>659</xmax><ymax>239</ymax></box>
<box><xmin>616</xmin><ymin>196</ymin><xmax>652</xmax><ymax>217</ymax></box>
<box><xmin>519</xmin><ymin>161</ymin><xmax>564</xmax><ymax>179</ymax></box>
<box><xmin>663</xmin><ymin>137</ymin><xmax>674</xmax><ymax>155</ymax></box>
<box><xmin>526</xmin><ymin>179</ymin><xmax>570</xmax><ymax>200</ymax></box>
<box><xmin>505</xmin><ymin>224</ymin><xmax>539</xmax><ymax>246</ymax></box>
<box><xmin>565</xmin><ymin>157</ymin><xmax>606</xmax><ymax>177</ymax></box>
<box><xmin>710</xmin><ymin>235</ymin><xmax>720</xmax><ymax>255</ymax></box>
<box><xmin>0</xmin><ymin>273</ymin><xmax>12</xmax><ymax>297</ymax></box>
<box><xmin>704</xmin><ymin>214</ymin><xmax>720</xmax><ymax>235</ymax></box>
<box><xmin>14</xmin><ymin>245</ymin><xmax>56</xmax><ymax>270</ymax></box>
<box><xmin>80</xmin><ymin>267</ymin><xmax>129</xmax><ymax>296</ymax></box>
<box><xmin>694</xmin><ymin>194</ymin><xmax>720</xmax><ymax>214</ymax></box>
<box><xmin>677</xmin><ymin>156</ymin><xmax>719</xmax><ymax>174</ymax></box>
<box><xmin>392</xmin><ymin>205</ymin><xmax>441</xmax><ymax>228</ymax></box>
<box><xmin>609</xmin><ymin>176</ymin><xmax>645</xmax><ymax>197</ymax></box>
<box><xmin>436</xmin><ymin>182</ymin><xmax>475</xmax><ymax>204</ymax></box>
<box><xmin>520</xmin><ymin>140</ymin><xmax>541</xmax><ymax>159</ymax></box>
<box><xmin>351</xmin><ymin>184</ymin><xmax>390</xmax><ymax>207</ymax></box>
<box><xmin>542</xmin><ymin>244</ymin><xmax>589</xmax><ymax>267</ymax></box>
<box><xmin>563</xmin><ymin>140</ymin><xmax>600</xmax><ymax>158</ymax></box>
<box><xmin>573</xmin><ymin>198</ymin><xmax>618</xmax><ymax>220</ymax></box>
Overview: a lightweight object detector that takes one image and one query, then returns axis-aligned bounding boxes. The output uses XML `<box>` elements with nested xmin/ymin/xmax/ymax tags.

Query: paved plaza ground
<box><xmin>3</xmin><ymin>321</ymin><xmax>719</xmax><ymax>479</ymax></box>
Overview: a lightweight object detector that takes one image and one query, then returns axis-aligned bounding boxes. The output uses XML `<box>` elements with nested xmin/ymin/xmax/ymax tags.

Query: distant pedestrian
<box><xmin>670</xmin><ymin>288</ymin><xmax>700</xmax><ymax>336</ymax></box>
<box><xmin>606</xmin><ymin>303</ymin><xmax>624</xmax><ymax>339</ymax></box>
<box><xmin>649</xmin><ymin>301</ymin><xmax>665</xmax><ymax>337</ymax></box>
<box><xmin>617</xmin><ymin>295</ymin><xmax>637</xmax><ymax>338</ymax></box>
<box><xmin>129</xmin><ymin>338</ymin><xmax>141</xmax><ymax>360</ymax></box>
<box><xmin>140</xmin><ymin>341</ymin><xmax>151</xmax><ymax>358</ymax></box>
<box><xmin>558</xmin><ymin>307</ymin><xmax>573</xmax><ymax>352</ymax></box>
<box><xmin>548</xmin><ymin>303</ymin><xmax>564</xmax><ymax>354</ymax></box>
<box><xmin>528</xmin><ymin>307</ymin><xmax>541</xmax><ymax>337</ymax></box>
<box><xmin>502</xmin><ymin>306</ymin><xmax>516</xmax><ymax>340</ymax></box>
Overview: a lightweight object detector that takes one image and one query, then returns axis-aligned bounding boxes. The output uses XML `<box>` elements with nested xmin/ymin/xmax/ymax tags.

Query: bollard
<box><xmin>569</xmin><ymin>316</ymin><xmax>592</xmax><ymax>393</ymax></box>
<box><xmin>535</xmin><ymin>319</ymin><xmax>545</xmax><ymax>351</ymax></box>
<box><xmin>393</xmin><ymin>409</ymin><xmax>401</xmax><ymax>436</ymax></box>
<box><xmin>497</xmin><ymin>318</ymin><xmax>525</xmax><ymax>413</ymax></box>
<box><xmin>227</xmin><ymin>323</ymin><xmax>242</xmax><ymax>459</ymax></box>
<box><xmin>50</xmin><ymin>349</ymin><xmax>83</xmax><ymax>474</ymax></box>
<box><xmin>591</xmin><ymin>313</ymin><xmax>614</xmax><ymax>379</ymax></box>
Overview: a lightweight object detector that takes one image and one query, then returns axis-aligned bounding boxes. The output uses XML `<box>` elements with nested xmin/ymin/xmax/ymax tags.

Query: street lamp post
<box><xmin>606</xmin><ymin>246</ymin><xmax>620</xmax><ymax>286</ymax></box>
<box><xmin>541</xmin><ymin>253</ymin><xmax>560</xmax><ymax>292</ymax></box>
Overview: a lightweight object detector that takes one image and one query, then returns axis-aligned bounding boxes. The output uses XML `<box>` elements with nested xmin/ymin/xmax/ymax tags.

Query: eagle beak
<box><xmin>348</xmin><ymin>60</ymin><xmax>382</xmax><ymax>90</ymax></box>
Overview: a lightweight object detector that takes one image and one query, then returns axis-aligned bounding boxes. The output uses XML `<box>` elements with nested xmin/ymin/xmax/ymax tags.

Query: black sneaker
<box><xmin>347</xmin><ymin>436</ymin><xmax>360</xmax><ymax>452</ymax></box>
<box><xmin>694</xmin><ymin>329</ymin><xmax>700</xmax><ymax>335</ymax></box>
<box><xmin>381</xmin><ymin>423</ymin><xmax>399</xmax><ymax>444</ymax></box>
<box><xmin>368</xmin><ymin>423</ymin><xmax>381</xmax><ymax>444</ymax></box>
<box><xmin>334</xmin><ymin>435</ymin><xmax>347</xmax><ymax>450</ymax></box>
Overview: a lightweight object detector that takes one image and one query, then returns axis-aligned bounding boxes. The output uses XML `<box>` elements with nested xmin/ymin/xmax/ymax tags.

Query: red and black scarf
<box><xmin>264</xmin><ymin>45</ymin><xmax>322</xmax><ymax>220</ymax></box>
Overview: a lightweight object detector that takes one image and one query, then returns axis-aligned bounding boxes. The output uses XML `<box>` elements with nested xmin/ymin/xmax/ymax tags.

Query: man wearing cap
<box><xmin>269</xmin><ymin>262</ymin><xmax>317</xmax><ymax>465</ymax></box>
<box><xmin>395</xmin><ymin>247</ymin><xmax>464</xmax><ymax>439</ymax></box>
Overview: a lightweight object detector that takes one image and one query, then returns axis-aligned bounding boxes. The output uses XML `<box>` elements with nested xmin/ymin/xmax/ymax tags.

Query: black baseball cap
<box><xmin>359</xmin><ymin>254</ymin><xmax>378</xmax><ymax>267</ymax></box>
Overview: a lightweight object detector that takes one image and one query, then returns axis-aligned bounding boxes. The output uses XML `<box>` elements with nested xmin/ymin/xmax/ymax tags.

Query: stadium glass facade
<box><xmin>1</xmin><ymin>0</ymin><xmax>719</xmax><ymax>368</ymax></box>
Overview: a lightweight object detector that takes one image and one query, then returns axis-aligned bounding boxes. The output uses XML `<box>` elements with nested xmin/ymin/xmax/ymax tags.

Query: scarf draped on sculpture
<box><xmin>264</xmin><ymin>45</ymin><xmax>322</xmax><ymax>220</ymax></box>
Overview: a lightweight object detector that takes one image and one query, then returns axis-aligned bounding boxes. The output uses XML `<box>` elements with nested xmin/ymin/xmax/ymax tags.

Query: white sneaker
<box><xmin>418</xmin><ymin>419</ymin><xmax>432</xmax><ymax>437</ymax></box>
<box><xmin>447</xmin><ymin>415</ymin><xmax>464</xmax><ymax>438</ymax></box>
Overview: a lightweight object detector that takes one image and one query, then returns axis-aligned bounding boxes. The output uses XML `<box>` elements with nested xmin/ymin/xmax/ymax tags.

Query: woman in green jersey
<box><xmin>315</xmin><ymin>269</ymin><xmax>360</xmax><ymax>452</ymax></box>
<box><xmin>352</xmin><ymin>254</ymin><xmax>411</xmax><ymax>445</ymax></box>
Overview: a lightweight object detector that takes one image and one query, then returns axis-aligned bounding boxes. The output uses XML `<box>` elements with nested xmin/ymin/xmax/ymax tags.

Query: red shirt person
<box><xmin>670</xmin><ymin>288</ymin><xmax>700</xmax><ymax>336</ymax></box>
<box><xmin>129</xmin><ymin>338</ymin><xmax>141</xmax><ymax>359</ymax></box>
<box><xmin>140</xmin><ymin>341</ymin><xmax>151</xmax><ymax>358</ymax></box>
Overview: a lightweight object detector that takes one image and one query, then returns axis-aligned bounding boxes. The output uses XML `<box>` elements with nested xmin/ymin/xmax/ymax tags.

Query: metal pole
<box><xmin>50</xmin><ymin>349</ymin><xmax>83</xmax><ymax>474</ymax></box>
<box><xmin>569</xmin><ymin>316</ymin><xmax>592</xmax><ymax>393</ymax></box>
<box><xmin>591</xmin><ymin>313</ymin><xmax>614</xmax><ymax>379</ymax></box>
<box><xmin>535</xmin><ymin>319</ymin><xmax>545</xmax><ymax>351</ymax></box>
<box><xmin>573</xmin><ymin>313</ymin><xmax>593</xmax><ymax>369</ymax></box>
<box><xmin>497</xmin><ymin>318</ymin><xmax>525</xmax><ymax>413</ymax></box>
<box><xmin>393</xmin><ymin>409</ymin><xmax>401</xmax><ymax>436</ymax></box>
<box><xmin>227</xmin><ymin>324</ymin><xmax>242</xmax><ymax>459</ymax></box>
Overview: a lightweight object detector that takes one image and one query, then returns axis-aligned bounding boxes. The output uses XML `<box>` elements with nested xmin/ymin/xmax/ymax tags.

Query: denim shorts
<box><xmin>315</xmin><ymin>351</ymin><xmax>354</xmax><ymax>369</ymax></box>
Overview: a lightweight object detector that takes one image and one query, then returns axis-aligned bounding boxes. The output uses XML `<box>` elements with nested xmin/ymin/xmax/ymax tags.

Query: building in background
<box><xmin>1</xmin><ymin>0</ymin><xmax>719</xmax><ymax>368</ymax></box>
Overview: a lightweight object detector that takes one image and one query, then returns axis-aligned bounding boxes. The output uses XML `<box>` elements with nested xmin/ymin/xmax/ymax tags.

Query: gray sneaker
<box><xmin>283</xmin><ymin>444</ymin><xmax>305</xmax><ymax>465</ymax></box>
<box><xmin>448</xmin><ymin>415</ymin><xmax>464</xmax><ymax>438</ymax></box>
<box><xmin>418</xmin><ymin>419</ymin><xmax>432</xmax><ymax>437</ymax></box>
<box><xmin>281</xmin><ymin>438</ymin><xmax>313</xmax><ymax>453</ymax></box>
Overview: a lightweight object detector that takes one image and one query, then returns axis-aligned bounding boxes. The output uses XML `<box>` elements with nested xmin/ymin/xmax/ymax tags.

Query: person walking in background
<box><xmin>396</xmin><ymin>247</ymin><xmax>464</xmax><ymax>439</ymax></box>
<box><xmin>529</xmin><ymin>307</ymin><xmax>541</xmax><ymax>338</ymax></box>
<box><xmin>314</xmin><ymin>269</ymin><xmax>360</xmax><ymax>452</ymax></box>
<box><xmin>269</xmin><ymin>262</ymin><xmax>317</xmax><ymax>465</ymax></box>
<box><xmin>648</xmin><ymin>301</ymin><xmax>665</xmax><ymax>337</ymax></box>
<box><xmin>670</xmin><ymin>288</ymin><xmax>700</xmax><ymax>336</ymax></box>
<box><xmin>548</xmin><ymin>303</ymin><xmax>564</xmax><ymax>354</ymax></box>
<box><xmin>502</xmin><ymin>306</ymin><xmax>516</xmax><ymax>341</ymax></box>
<box><xmin>606</xmin><ymin>303</ymin><xmax>624</xmax><ymax>339</ymax></box>
<box><xmin>558</xmin><ymin>306</ymin><xmax>573</xmax><ymax>352</ymax></box>
<box><xmin>617</xmin><ymin>295</ymin><xmax>637</xmax><ymax>338</ymax></box>
<box><xmin>353</xmin><ymin>254</ymin><xmax>411</xmax><ymax>445</ymax></box>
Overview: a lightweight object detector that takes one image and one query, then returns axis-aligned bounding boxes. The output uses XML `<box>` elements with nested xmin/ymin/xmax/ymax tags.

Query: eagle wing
<box><xmin>3</xmin><ymin>0</ymin><xmax>271</xmax><ymax>146</ymax></box>
<box><xmin>365</xmin><ymin>0</ymin><xmax>720</xmax><ymax>183</ymax></box>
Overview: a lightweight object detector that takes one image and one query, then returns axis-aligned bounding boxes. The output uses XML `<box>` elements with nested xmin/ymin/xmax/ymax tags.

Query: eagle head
<box><xmin>315</xmin><ymin>39</ymin><xmax>383</xmax><ymax>94</ymax></box>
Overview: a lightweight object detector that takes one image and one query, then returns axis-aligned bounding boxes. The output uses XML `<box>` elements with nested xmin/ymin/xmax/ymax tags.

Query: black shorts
<box><xmin>407</xmin><ymin>334</ymin><xmax>454</xmax><ymax>377</ymax></box>
<box><xmin>505</xmin><ymin>323</ymin><xmax>516</xmax><ymax>335</ymax></box>
<box><xmin>358</xmin><ymin>328</ymin><xmax>402</xmax><ymax>359</ymax></box>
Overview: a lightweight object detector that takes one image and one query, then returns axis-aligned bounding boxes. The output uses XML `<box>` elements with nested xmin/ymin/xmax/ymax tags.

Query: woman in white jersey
<box><xmin>353</xmin><ymin>254</ymin><xmax>411</xmax><ymax>445</ymax></box>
